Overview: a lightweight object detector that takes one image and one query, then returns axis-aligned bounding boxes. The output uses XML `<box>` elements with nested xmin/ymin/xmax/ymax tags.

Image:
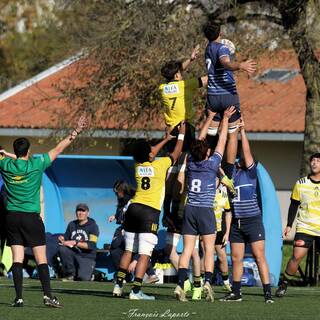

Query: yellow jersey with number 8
<box><xmin>159</xmin><ymin>78</ymin><xmax>200</xmax><ymax>128</ymax></box>
<box><xmin>131</xmin><ymin>157</ymin><xmax>172</xmax><ymax>211</ymax></box>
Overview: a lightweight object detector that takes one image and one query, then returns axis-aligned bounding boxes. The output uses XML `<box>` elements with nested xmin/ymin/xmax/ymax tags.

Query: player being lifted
<box><xmin>160</xmin><ymin>48</ymin><xmax>207</xmax><ymax>300</ymax></box>
<box><xmin>276</xmin><ymin>153</ymin><xmax>320</xmax><ymax>297</ymax></box>
<box><xmin>112</xmin><ymin>123</ymin><xmax>185</xmax><ymax>300</ymax></box>
<box><xmin>202</xmin><ymin>21</ymin><xmax>256</xmax><ymax>138</ymax></box>
<box><xmin>159</xmin><ymin>46</ymin><xmax>208</xmax><ymax>231</ymax></box>
<box><xmin>174</xmin><ymin>106</ymin><xmax>236</xmax><ymax>302</ymax></box>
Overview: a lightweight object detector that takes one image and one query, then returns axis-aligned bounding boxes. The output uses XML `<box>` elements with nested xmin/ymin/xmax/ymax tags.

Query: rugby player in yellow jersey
<box><xmin>113</xmin><ymin>123</ymin><xmax>185</xmax><ymax>300</ymax></box>
<box><xmin>276</xmin><ymin>153</ymin><xmax>320</xmax><ymax>297</ymax></box>
<box><xmin>159</xmin><ymin>47</ymin><xmax>208</xmax><ymax>256</ymax></box>
<box><xmin>213</xmin><ymin>175</ymin><xmax>232</xmax><ymax>292</ymax></box>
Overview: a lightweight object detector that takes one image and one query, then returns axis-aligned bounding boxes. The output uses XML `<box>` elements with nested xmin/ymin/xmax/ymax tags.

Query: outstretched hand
<box><xmin>191</xmin><ymin>44</ymin><xmax>200</xmax><ymax>61</ymax></box>
<box><xmin>165</xmin><ymin>127</ymin><xmax>175</xmax><ymax>141</ymax></box>
<box><xmin>238</xmin><ymin>118</ymin><xmax>245</xmax><ymax>131</ymax></box>
<box><xmin>178</xmin><ymin>121</ymin><xmax>186</xmax><ymax>135</ymax></box>
<box><xmin>240</xmin><ymin>59</ymin><xmax>257</xmax><ymax>75</ymax></box>
<box><xmin>76</xmin><ymin>115</ymin><xmax>88</xmax><ymax>133</ymax></box>
<box><xmin>223</xmin><ymin>106</ymin><xmax>236</xmax><ymax>119</ymax></box>
<box><xmin>283</xmin><ymin>226</ymin><xmax>292</xmax><ymax>238</ymax></box>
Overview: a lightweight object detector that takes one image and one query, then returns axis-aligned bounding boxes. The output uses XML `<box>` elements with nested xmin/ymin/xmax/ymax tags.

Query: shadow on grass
<box><xmin>24</xmin><ymin>286</ymin><xmax>114</xmax><ymax>298</ymax></box>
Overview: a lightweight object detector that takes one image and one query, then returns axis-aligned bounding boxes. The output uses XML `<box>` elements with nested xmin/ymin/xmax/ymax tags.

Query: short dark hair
<box><xmin>161</xmin><ymin>60</ymin><xmax>182</xmax><ymax>81</ymax></box>
<box><xmin>190</xmin><ymin>140</ymin><xmax>209</xmax><ymax>162</ymax></box>
<box><xmin>113</xmin><ymin>180</ymin><xmax>135</xmax><ymax>197</ymax></box>
<box><xmin>13</xmin><ymin>137</ymin><xmax>30</xmax><ymax>158</ymax></box>
<box><xmin>310</xmin><ymin>153</ymin><xmax>320</xmax><ymax>162</ymax></box>
<box><xmin>203</xmin><ymin>22</ymin><xmax>221</xmax><ymax>41</ymax></box>
<box><xmin>132</xmin><ymin>140</ymin><xmax>151</xmax><ymax>163</ymax></box>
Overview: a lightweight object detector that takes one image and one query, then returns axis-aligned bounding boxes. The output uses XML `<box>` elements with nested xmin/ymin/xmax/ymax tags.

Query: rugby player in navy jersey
<box><xmin>174</xmin><ymin>106</ymin><xmax>236</xmax><ymax>302</ymax></box>
<box><xmin>220</xmin><ymin>120</ymin><xmax>274</xmax><ymax>303</ymax></box>
<box><xmin>202</xmin><ymin>21</ymin><xmax>256</xmax><ymax>137</ymax></box>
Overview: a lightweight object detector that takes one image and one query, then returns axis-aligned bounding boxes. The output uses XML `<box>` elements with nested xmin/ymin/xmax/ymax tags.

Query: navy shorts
<box><xmin>229</xmin><ymin>215</ymin><xmax>265</xmax><ymax>244</ymax></box>
<box><xmin>182</xmin><ymin>205</ymin><xmax>216</xmax><ymax>236</ymax></box>
<box><xmin>206</xmin><ymin>94</ymin><xmax>241</xmax><ymax>123</ymax></box>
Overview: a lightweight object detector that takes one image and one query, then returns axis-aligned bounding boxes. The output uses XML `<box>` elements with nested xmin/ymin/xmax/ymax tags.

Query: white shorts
<box><xmin>124</xmin><ymin>231</ymin><xmax>158</xmax><ymax>256</ymax></box>
<box><xmin>166</xmin><ymin>232</ymin><xmax>199</xmax><ymax>249</ymax></box>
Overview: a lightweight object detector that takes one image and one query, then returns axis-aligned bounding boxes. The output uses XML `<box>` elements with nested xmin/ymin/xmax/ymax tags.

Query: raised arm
<box><xmin>220</xmin><ymin>56</ymin><xmax>256</xmax><ymax>75</ymax></box>
<box><xmin>239</xmin><ymin>121</ymin><xmax>254</xmax><ymax>168</ymax></box>
<box><xmin>181</xmin><ymin>45</ymin><xmax>200</xmax><ymax>71</ymax></box>
<box><xmin>198</xmin><ymin>110</ymin><xmax>216</xmax><ymax>141</ymax></box>
<box><xmin>48</xmin><ymin>115</ymin><xmax>87</xmax><ymax>162</ymax></box>
<box><xmin>151</xmin><ymin>129</ymin><xmax>175</xmax><ymax>158</ymax></box>
<box><xmin>169</xmin><ymin>121</ymin><xmax>186</xmax><ymax>164</ymax></box>
<box><xmin>214</xmin><ymin>106</ymin><xmax>236</xmax><ymax>156</ymax></box>
<box><xmin>0</xmin><ymin>149</ymin><xmax>17</xmax><ymax>159</ymax></box>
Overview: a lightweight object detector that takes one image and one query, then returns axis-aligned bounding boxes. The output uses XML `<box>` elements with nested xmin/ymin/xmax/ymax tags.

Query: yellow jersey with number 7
<box><xmin>159</xmin><ymin>78</ymin><xmax>200</xmax><ymax>128</ymax></box>
<box><xmin>131</xmin><ymin>157</ymin><xmax>172</xmax><ymax>211</ymax></box>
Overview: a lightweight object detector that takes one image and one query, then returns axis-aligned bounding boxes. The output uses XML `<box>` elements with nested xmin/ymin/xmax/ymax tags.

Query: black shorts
<box><xmin>215</xmin><ymin>231</ymin><xmax>226</xmax><ymax>246</ymax></box>
<box><xmin>165</xmin><ymin>122</ymin><xmax>195</xmax><ymax>153</ymax></box>
<box><xmin>124</xmin><ymin>203</ymin><xmax>160</xmax><ymax>235</ymax></box>
<box><xmin>294</xmin><ymin>232</ymin><xmax>320</xmax><ymax>249</ymax></box>
<box><xmin>182</xmin><ymin>205</ymin><xmax>216</xmax><ymax>236</ymax></box>
<box><xmin>229</xmin><ymin>215</ymin><xmax>265</xmax><ymax>244</ymax></box>
<box><xmin>206</xmin><ymin>94</ymin><xmax>241</xmax><ymax>123</ymax></box>
<box><xmin>6</xmin><ymin>211</ymin><xmax>46</xmax><ymax>247</ymax></box>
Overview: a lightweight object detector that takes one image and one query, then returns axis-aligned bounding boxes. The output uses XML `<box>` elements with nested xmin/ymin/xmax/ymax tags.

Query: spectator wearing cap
<box><xmin>58</xmin><ymin>204</ymin><xmax>99</xmax><ymax>281</ymax></box>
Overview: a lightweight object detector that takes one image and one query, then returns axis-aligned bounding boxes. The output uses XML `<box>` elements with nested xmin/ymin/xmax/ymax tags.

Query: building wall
<box><xmin>250</xmin><ymin>140</ymin><xmax>303</xmax><ymax>190</ymax></box>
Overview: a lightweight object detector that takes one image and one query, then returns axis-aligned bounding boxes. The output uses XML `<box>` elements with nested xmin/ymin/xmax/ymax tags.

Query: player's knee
<box><xmin>58</xmin><ymin>245</ymin><xmax>70</xmax><ymax>256</ymax></box>
<box><xmin>217</xmin><ymin>251</ymin><xmax>227</xmax><ymax>261</ymax></box>
<box><xmin>231</xmin><ymin>254</ymin><xmax>243</xmax><ymax>264</ymax></box>
<box><xmin>291</xmin><ymin>254</ymin><xmax>303</xmax><ymax>265</ymax></box>
<box><xmin>254</xmin><ymin>254</ymin><xmax>266</xmax><ymax>265</ymax></box>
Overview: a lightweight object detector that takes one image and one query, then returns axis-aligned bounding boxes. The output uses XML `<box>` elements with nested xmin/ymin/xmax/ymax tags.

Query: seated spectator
<box><xmin>58</xmin><ymin>203</ymin><xmax>99</xmax><ymax>281</ymax></box>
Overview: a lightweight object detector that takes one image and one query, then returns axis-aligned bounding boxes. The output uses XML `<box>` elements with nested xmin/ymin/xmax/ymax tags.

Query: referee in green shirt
<box><xmin>0</xmin><ymin>116</ymin><xmax>87</xmax><ymax>308</ymax></box>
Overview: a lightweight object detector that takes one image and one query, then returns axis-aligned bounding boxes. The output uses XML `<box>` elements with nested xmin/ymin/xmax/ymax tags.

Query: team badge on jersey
<box><xmin>163</xmin><ymin>84</ymin><xmax>179</xmax><ymax>95</ymax></box>
<box><xmin>137</xmin><ymin>166</ymin><xmax>155</xmax><ymax>177</ymax></box>
<box><xmin>314</xmin><ymin>186</ymin><xmax>319</xmax><ymax>197</ymax></box>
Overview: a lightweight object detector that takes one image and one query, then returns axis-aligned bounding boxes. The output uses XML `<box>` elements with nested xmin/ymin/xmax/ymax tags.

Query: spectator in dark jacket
<box><xmin>58</xmin><ymin>203</ymin><xmax>99</xmax><ymax>281</ymax></box>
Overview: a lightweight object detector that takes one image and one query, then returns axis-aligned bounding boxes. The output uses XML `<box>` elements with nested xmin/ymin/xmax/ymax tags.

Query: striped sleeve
<box><xmin>208</xmin><ymin>152</ymin><xmax>222</xmax><ymax>171</ymax></box>
<box><xmin>247</xmin><ymin>162</ymin><xmax>257</xmax><ymax>179</ymax></box>
<box><xmin>218</xmin><ymin>45</ymin><xmax>230</xmax><ymax>59</ymax></box>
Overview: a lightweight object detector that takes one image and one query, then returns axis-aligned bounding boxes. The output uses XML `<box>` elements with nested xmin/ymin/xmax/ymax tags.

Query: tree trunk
<box><xmin>276</xmin><ymin>0</ymin><xmax>320</xmax><ymax>175</ymax></box>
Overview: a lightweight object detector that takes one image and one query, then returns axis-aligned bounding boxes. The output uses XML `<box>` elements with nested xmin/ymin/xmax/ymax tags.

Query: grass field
<box><xmin>0</xmin><ymin>280</ymin><xmax>320</xmax><ymax>320</ymax></box>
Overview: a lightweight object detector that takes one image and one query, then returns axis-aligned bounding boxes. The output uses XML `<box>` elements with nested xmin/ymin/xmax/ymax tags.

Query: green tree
<box><xmin>193</xmin><ymin>0</ymin><xmax>320</xmax><ymax>174</ymax></box>
<box><xmin>55</xmin><ymin>0</ymin><xmax>207</xmax><ymax>134</ymax></box>
<box><xmin>0</xmin><ymin>0</ymin><xmax>73</xmax><ymax>92</ymax></box>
